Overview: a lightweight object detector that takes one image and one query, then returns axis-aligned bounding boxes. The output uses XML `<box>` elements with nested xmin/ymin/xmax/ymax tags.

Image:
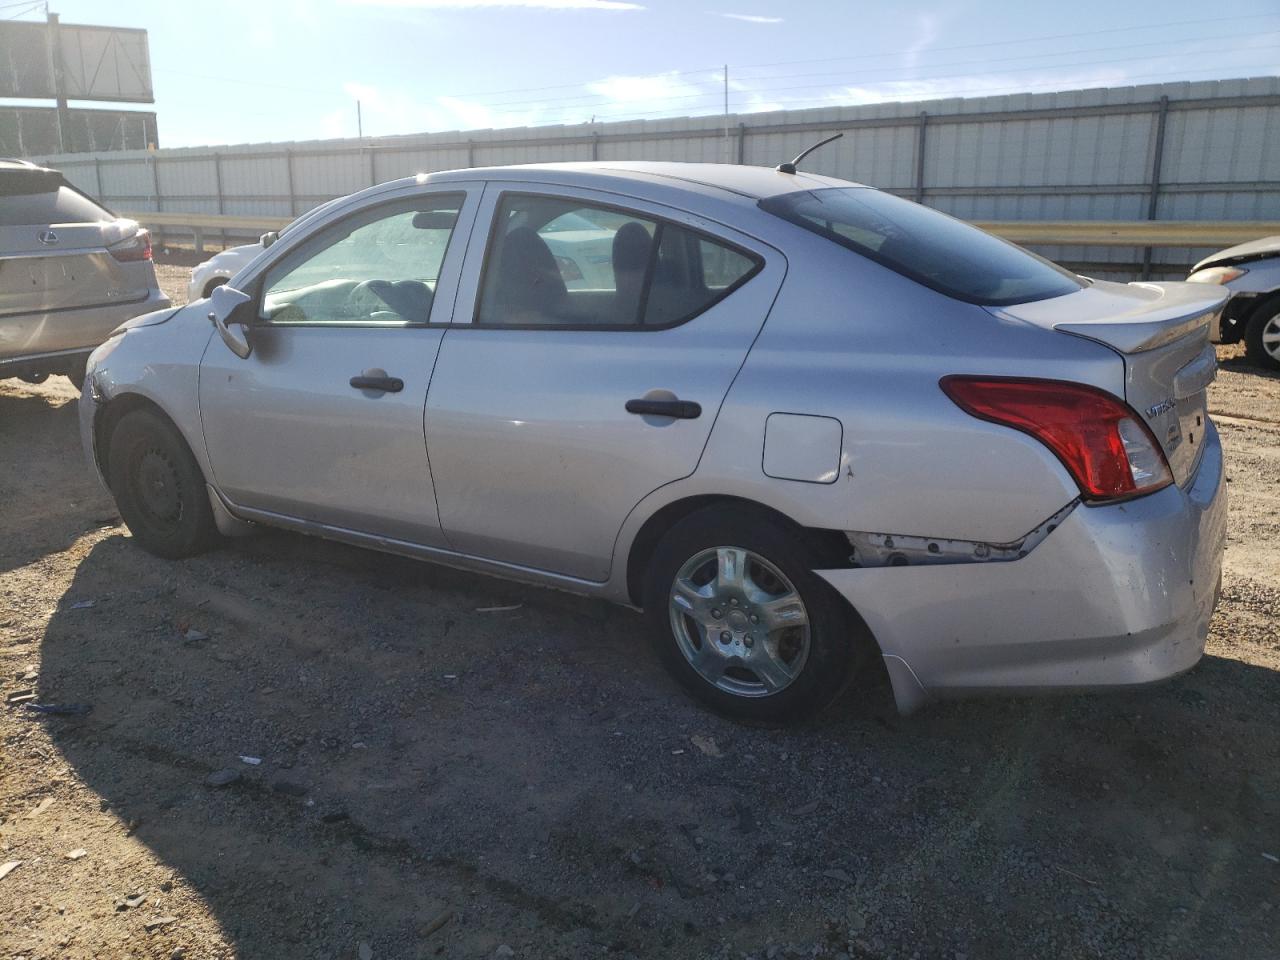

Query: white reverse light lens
<box><xmin>1117</xmin><ymin>416</ymin><xmax>1173</xmax><ymax>490</ymax></box>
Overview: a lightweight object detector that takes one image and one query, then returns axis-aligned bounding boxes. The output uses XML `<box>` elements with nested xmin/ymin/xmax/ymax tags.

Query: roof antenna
<box><xmin>776</xmin><ymin>132</ymin><xmax>843</xmax><ymax>174</ymax></box>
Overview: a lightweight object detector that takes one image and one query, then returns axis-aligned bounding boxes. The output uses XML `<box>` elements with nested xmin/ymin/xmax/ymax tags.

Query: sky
<box><xmin>5</xmin><ymin>0</ymin><xmax>1280</xmax><ymax>148</ymax></box>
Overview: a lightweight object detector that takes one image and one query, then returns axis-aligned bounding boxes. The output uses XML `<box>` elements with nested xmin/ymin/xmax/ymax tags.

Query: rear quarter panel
<box><xmin>613</xmin><ymin>235</ymin><xmax>1127</xmax><ymax>573</ymax></box>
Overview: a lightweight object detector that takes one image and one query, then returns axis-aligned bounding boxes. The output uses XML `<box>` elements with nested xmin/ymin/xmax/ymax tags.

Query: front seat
<box><xmin>611</xmin><ymin>221</ymin><xmax>653</xmax><ymax>324</ymax></box>
<box><xmin>486</xmin><ymin>226</ymin><xmax>568</xmax><ymax>324</ymax></box>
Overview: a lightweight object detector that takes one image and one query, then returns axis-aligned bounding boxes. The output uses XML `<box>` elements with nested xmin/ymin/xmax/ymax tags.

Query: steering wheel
<box><xmin>347</xmin><ymin>279</ymin><xmax>399</xmax><ymax>314</ymax></box>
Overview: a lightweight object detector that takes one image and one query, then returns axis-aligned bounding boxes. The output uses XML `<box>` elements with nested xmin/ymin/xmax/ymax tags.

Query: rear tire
<box><xmin>642</xmin><ymin>504</ymin><xmax>863</xmax><ymax>723</ymax></box>
<box><xmin>106</xmin><ymin>409</ymin><xmax>218</xmax><ymax>559</ymax></box>
<box><xmin>1244</xmin><ymin>298</ymin><xmax>1280</xmax><ymax>371</ymax></box>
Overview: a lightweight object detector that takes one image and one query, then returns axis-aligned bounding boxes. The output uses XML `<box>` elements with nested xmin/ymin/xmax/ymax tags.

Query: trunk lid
<box><xmin>989</xmin><ymin>280</ymin><xmax>1227</xmax><ymax>487</ymax></box>
<box><xmin>0</xmin><ymin>218</ymin><xmax>149</xmax><ymax>318</ymax></box>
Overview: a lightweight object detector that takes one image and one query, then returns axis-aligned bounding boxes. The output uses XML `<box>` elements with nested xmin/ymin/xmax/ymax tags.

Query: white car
<box><xmin>187</xmin><ymin>196</ymin><xmax>351</xmax><ymax>302</ymax></box>
<box><xmin>188</xmin><ymin>241</ymin><xmax>262</xmax><ymax>302</ymax></box>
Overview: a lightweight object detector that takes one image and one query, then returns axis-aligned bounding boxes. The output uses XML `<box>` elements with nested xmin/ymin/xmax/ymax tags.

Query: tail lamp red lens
<box><xmin>940</xmin><ymin>376</ymin><xmax>1173</xmax><ymax>502</ymax></box>
<box><xmin>108</xmin><ymin>229</ymin><xmax>152</xmax><ymax>263</ymax></box>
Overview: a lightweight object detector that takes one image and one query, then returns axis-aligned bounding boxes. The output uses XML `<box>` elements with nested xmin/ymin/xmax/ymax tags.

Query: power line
<box><xmin>724</xmin><ymin>41</ymin><xmax>1280</xmax><ymax>106</ymax></box>
<box><xmin>418</xmin><ymin>29</ymin><xmax>1280</xmax><ymax>115</ymax></box>
<box><xmin>730</xmin><ymin>11</ymin><xmax>1280</xmax><ymax>72</ymax></box>
<box><xmin>150</xmin><ymin>12</ymin><xmax>1280</xmax><ymax>113</ymax></box>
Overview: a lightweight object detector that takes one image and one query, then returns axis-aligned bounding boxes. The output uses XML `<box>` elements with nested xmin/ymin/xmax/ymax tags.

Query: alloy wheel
<box><xmin>1262</xmin><ymin>312</ymin><xmax>1280</xmax><ymax>361</ymax></box>
<box><xmin>668</xmin><ymin>546</ymin><xmax>811</xmax><ymax>698</ymax></box>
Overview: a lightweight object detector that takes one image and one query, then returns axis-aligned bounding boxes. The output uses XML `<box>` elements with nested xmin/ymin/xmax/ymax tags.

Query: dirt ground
<box><xmin>1</xmin><ymin>260</ymin><xmax>1277</xmax><ymax>960</ymax></box>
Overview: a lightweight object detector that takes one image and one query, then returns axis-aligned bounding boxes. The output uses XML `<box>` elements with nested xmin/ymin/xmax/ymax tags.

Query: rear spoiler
<box><xmin>0</xmin><ymin>166</ymin><xmax>63</xmax><ymax>196</ymax></box>
<box><xmin>1052</xmin><ymin>284</ymin><xmax>1227</xmax><ymax>353</ymax></box>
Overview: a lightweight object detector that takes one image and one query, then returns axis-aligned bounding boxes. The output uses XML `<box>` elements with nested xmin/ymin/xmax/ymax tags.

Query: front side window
<box><xmin>760</xmin><ymin>187</ymin><xmax>1083</xmax><ymax>306</ymax></box>
<box><xmin>476</xmin><ymin>194</ymin><xmax>759</xmax><ymax>328</ymax></box>
<box><xmin>261</xmin><ymin>193</ymin><xmax>464</xmax><ymax>325</ymax></box>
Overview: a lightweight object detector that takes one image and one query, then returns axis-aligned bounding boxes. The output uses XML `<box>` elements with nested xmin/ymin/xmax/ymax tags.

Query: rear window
<box><xmin>0</xmin><ymin>172</ymin><xmax>112</xmax><ymax>226</ymax></box>
<box><xmin>760</xmin><ymin>187</ymin><xmax>1083</xmax><ymax>306</ymax></box>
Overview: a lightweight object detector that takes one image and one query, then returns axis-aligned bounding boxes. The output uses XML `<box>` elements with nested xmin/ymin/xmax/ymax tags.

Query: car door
<box><xmin>199</xmin><ymin>185</ymin><xmax>479</xmax><ymax>546</ymax></box>
<box><xmin>423</xmin><ymin>184</ymin><xmax>785</xmax><ymax>581</ymax></box>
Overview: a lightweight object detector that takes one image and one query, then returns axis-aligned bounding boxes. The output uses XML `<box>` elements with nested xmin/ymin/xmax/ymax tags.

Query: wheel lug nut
<box><xmin>719</xmin><ymin>631</ymin><xmax>732</xmax><ymax>643</ymax></box>
<box><xmin>744</xmin><ymin>635</ymin><xmax>755</xmax><ymax>648</ymax></box>
<box><xmin>730</xmin><ymin>598</ymin><xmax>739</xmax><ymax>606</ymax></box>
<box><xmin>749</xmin><ymin>614</ymin><xmax>759</xmax><ymax>624</ymax></box>
<box><xmin>711</xmin><ymin>608</ymin><xmax>722</xmax><ymax>619</ymax></box>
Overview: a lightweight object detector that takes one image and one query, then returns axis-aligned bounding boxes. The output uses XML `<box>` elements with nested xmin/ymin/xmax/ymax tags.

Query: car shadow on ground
<box><xmin>0</xmin><ymin>386</ymin><xmax>115</xmax><ymax>575</ymax></box>
<box><xmin>31</xmin><ymin>532</ymin><xmax>1280</xmax><ymax>959</ymax></box>
<box><xmin>1217</xmin><ymin>355</ymin><xmax>1280</xmax><ymax>380</ymax></box>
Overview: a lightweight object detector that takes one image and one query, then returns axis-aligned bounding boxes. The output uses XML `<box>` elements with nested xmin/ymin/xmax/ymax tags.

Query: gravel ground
<box><xmin>1</xmin><ymin>260</ymin><xmax>1277</xmax><ymax>960</ymax></box>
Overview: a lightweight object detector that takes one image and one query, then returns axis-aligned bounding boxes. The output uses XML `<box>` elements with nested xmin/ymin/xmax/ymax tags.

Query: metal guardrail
<box><xmin>120</xmin><ymin>210</ymin><xmax>1280</xmax><ymax>256</ymax></box>
<box><xmin>975</xmin><ymin>220</ymin><xmax>1280</xmax><ymax>248</ymax></box>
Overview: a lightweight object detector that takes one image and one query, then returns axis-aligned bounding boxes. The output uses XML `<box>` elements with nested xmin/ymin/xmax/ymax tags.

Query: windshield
<box><xmin>760</xmin><ymin>187</ymin><xmax>1083</xmax><ymax>306</ymax></box>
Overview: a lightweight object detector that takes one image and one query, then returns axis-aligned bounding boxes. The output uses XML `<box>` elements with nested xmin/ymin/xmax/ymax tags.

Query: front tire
<box><xmin>643</xmin><ymin>504</ymin><xmax>862</xmax><ymax>722</ymax></box>
<box><xmin>106</xmin><ymin>409</ymin><xmax>218</xmax><ymax>559</ymax></box>
<box><xmin>1244</xmin><ymin>300</ymin><xmax>1280</xmax><ymax>371</ymax></box>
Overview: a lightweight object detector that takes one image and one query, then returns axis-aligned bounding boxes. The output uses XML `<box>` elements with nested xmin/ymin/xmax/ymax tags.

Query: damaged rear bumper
<box><xmin>818</xmin><ymin>420</ymin><xmax>1227</xmax><ymax>714</ymax></box>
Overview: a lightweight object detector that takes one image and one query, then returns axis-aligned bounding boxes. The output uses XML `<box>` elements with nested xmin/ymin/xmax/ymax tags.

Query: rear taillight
<box><xmin>108</xmin><ymin>229</ymin><xmax>152</xmax><ymax>262</ymax></box>
<box><xmin>940</xmin><ymin>376</ymin><xmax>1173</xmax><ymax>503</ymax></box>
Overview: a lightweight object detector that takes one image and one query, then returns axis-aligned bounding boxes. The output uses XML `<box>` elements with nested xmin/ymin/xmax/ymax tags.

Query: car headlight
<box><xmin>1188</xmin><ymin>265</ymin><xmax>1247</xmax><ymax>285</ymax></box>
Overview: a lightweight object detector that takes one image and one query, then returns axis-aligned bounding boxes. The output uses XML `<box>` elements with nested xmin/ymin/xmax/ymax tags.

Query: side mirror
<box><xmin>260</xmin><ymin>231</ymin><xmax>278</xmax><ymax>249</ymax></box>
<box><xmin>208</xmin><ymin>285</ymin><xmax>254</xmax><ymax>359</ymax></box>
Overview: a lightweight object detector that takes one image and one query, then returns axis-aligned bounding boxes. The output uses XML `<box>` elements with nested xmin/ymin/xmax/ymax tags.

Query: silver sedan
<box><xmin>79</xmin><ymin>162</ymin><xmax>1227</xmax><ymax>721</ymax></box>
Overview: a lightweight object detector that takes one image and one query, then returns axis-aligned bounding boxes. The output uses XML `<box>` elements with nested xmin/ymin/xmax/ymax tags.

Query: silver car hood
<box><xmin>1191</xmin><ymin>234</ymin><xmax>1280</xmax><ymax>272</ymax></box>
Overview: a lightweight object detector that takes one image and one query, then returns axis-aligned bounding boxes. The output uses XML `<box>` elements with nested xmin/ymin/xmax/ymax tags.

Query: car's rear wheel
<box><xmin>1244</xmin><ymin>299</ymin><xmax>1280</xmax><ymax>371</ymax></box>
<box><xmin>107</xmin><ymin>409</ymin><xmax>218</xmax><ymax>559</ymax></box>
<box><xmin>643</xmin><ymin>504</ymin><xmax>861</xmax><ymax>722</ymax></box>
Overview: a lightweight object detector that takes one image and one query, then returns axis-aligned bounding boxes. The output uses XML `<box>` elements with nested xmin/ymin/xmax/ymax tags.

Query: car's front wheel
<box><xmin>1244</xmin><ymin>298</ymin><xmax>1280</xmax><ymax>371</ymax></box>
<box><xmin>107</xmin><ymin>408</ymin><xmax>219</xmax><ymax>559</ymax></box>
<box><xmin>643</xmin><ymin>504</ymin><xmax>862</xmax><ymax>722</ymax></box>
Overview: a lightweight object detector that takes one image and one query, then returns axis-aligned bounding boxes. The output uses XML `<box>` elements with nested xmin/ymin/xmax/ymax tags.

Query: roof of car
<box><xmin>0</xmin><ymin>158</ymin><xmax>53</xmax><ymax>172</ymax></box>
<box><xmin>426</xmin><ymin>161</ymin><xmax>861</xmax><ymax>202</ymax></box>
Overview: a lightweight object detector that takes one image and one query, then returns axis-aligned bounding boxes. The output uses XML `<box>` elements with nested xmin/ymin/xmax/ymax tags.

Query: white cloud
<box><xmin>585</xmin><ymin>71</ymin><xmax>705</xmax><ymax>104</ymax></box>
<box><xmin>821</xmin><ymin>68</ymin><xmax>1135</xmax><ymax>108</ymax></box>
<box><xmin>346</xmin><ymin>0</ymin><xmax>643</xmax><ymax>10</ymax></box>
<box><xmin>720</xmin><ymin>13</ymin><xmax>783</xmax><ymax>23</ymax></box>
<box><xmin>902</xmin><ymin>14</ymin><xmax>939</xmax><ymax>72</ymax></box>
<box><xmin>331</xmin><ymin>81</ymin><xmax>546</xmax><ymax>136</ymax></box>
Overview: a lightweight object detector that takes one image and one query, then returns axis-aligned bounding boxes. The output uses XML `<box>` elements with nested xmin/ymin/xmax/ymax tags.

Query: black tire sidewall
<box><xmin>107</xmin><ymin>410</ymin><xmax>216</xmax><ymax>559</ymax></box>
<box><xmin>643</xmin><ymin>505</ymin><xmax>857</xmax><ymax>722</ymax></box>
<box><xmin>1244</xmin><ymin>300</ymin><xmax>1280</xmax><ymax>371</ymax></box>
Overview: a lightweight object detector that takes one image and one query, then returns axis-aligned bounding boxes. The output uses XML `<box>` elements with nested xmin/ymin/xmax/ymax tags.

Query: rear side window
<box><xmin>0</xmin><ymin>172</ymin><xmax>111</xmax><ymax>226</ymax></box>
<box><xmin>476</xmin><ymin>193</ymin><xmax>760</xmax><ymax>328</ymax></box>
<box><xmin>760</xmin><ymin>187</ymin><xmax>1082</xmax><ymax>306</ymax></box>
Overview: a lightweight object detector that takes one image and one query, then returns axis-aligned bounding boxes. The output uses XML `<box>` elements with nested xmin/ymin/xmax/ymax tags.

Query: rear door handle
<box><xmin>625</xmin><ymin>398</ymin><xmax>701</xmax><ymax>419</ymax></box>
<box><xmin>350</xmin><ymin>374</ymin><xmax>404</xmax><ymax>393</ymax></box>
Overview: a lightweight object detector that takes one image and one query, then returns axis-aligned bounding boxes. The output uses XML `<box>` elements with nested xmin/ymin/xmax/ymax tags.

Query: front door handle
<box><xmin>350</xmin><ymin>374</ymin><xmax>404</xmax><ymax>393</ymax></box>
<box><xmin>625</xmin><ymin>398</ymin><xmax>701</xmax><ymax>419</ymax></box>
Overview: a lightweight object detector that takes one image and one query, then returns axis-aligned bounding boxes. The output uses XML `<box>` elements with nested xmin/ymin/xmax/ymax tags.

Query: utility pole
<box><xmin>356</xmin><ymin>99</ymin><xmax>363</xmax><ymax>138</ymax></box>
<box><xmin>45</xmin><ymin>7</ymin><xmax>67</xmax><ymax>153</ymax></box>
<box><xmin>723</xmin><ymin>64</ymin><xmax>729</xmax><ymax>164</ymax></box>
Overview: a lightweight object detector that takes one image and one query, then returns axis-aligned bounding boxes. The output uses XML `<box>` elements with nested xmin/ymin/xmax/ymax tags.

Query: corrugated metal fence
<box><xmin>38</xmin><ymin>76</ymin><xmax>1280</xmax><ymax>279</ymax></box>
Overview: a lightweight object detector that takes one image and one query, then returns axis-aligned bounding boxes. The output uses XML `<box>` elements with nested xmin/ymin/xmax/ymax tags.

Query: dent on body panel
<box><xmin>91</xmin><ymin>304</ymin><xmax>219</xmax><ymax>477</ymax></box>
